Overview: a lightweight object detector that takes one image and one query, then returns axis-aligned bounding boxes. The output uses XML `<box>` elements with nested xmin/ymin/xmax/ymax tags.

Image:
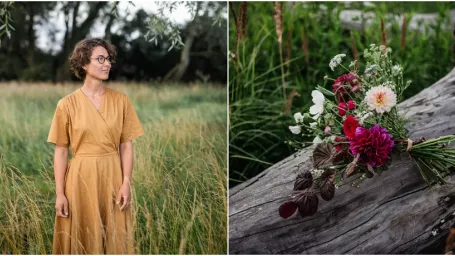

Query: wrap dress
<box><xmin>47</xmin><ymin>87</ymin><xmax>144</xmax><ymax>254</ymax></box>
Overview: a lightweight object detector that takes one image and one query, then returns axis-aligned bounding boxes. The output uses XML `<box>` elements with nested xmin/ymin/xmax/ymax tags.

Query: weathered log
<box><xmin>229</xmin><ymin>67</ymin><xmax>455</xmax><ymax>254</ymax></box>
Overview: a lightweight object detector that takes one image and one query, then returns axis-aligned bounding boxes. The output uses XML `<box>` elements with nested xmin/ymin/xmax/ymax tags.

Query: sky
<box><xmin>36</xmin><ymin>1</ymin><xmax>194</xmax><ymax>53</ymax></box>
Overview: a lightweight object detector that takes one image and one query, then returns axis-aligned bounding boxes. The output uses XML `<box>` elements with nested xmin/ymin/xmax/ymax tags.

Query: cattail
<box><xmin>380</xmin><ymin>18</ymin><xmax>387</xmax><ymax>51</ymax></box>
<box><xmin>230</xmin><ymin>2</ymin><xmax>239</xmax><ymax>61</ymax></box>
<box><xmin>301</xmin><ymin>27</ymin><xmax>309</xmax><ymax>65</ymax></box>
<box><xmin>350</xmin><ymin>31</ymin><xmax>359</xmax><ymax>67</ymax></box>
<box><xmin>400</xmin><ymin>15</ymin><xmax>407</xmax><ymax>51</ymax></box>
<box><xmin>274</xmin><ymin>1</ymin><xmax>286</xmax><ymax>103</ymax></box>
<box><xmin>274</xmin><ymin>2</ymin><xmax>283</xmax><ymax>44</ymax></box>
<box><xmin>239</xmin><ymin>2</ymin><xmax>248</xmax><ymax>40</ymax></box>
<box><xmin>286</xmin><ymin>29</ymin><xmax>291</xmax><ymax>68</ymax></box>
<box><xmin>284</xmin><ymin>89</ymin><xmax>300</xmax><ymax>116</ymax></box>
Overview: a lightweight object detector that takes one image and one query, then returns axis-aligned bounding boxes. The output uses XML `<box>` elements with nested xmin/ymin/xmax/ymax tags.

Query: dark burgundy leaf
<box><xmin>320</xmin><ymin>169</ymin><xmax>335</xmax><ymax>181</ymax></box>
<box><xmin>313</xmin><ymin>142</ymin><xmax>337</xmax><ymax>168</ymax></box>
<box><xmin>294</xmin><ymin>171</ymin><xmax>313</xmax><ymax>190</ymax></box>
<box><xmin>320</xmin><ymin>178</ymin><xmax>335</xmax><ymax>201</ymax></box>
<box><xmin>279</xmin><ymin>201</ymin><xmax>298</xmax><ymax>219</ymax></box>
<box><xmin>294</xmin><ymin>192</ymin><xmax>319</xmax><ymax>217</ymax></box>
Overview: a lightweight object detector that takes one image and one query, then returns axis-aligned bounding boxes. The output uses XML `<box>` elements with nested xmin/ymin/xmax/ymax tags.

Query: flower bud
<box><xmin>347</xmin><ymin>100</ymin><xmax>356</xmax><ymax>110</ymax></box>
<box><xmin>338</xmin><ymin>102</ymin><xmax>347</xmax><ymax>116</ymax></box>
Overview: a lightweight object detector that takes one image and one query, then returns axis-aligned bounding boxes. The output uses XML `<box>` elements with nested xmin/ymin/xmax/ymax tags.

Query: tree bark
<box><xmin>229</xmin><ymin>67</ymin><xmax>455</xmax><ymax>254</ymax></box>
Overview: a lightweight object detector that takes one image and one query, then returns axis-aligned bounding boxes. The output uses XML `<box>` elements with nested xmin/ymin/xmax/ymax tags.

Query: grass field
<box><xmin>0</xmin><ymin>82</ymin><xmax>227</xmax><ymax>254</ymax></box>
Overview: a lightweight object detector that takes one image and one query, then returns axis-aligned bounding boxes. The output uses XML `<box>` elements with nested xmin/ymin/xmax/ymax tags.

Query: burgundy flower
<box><xmin>332</xmin><ymin>73</ymin><xmax>361</xmax><ymax>102</ymax></box>
<box><xmin>349</xmin><ymin>124</ymin><xmax>394</xmax><ymax>167</ymax></box>
<box><xmin>334</xmin><ymin>136</ymin><xmax>349</xmax><ymax>151</ymax></box>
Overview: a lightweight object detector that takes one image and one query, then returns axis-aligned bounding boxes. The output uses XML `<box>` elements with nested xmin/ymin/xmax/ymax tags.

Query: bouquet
<box><xmin>279</xmin><ymin>44</ymin><xmax>455</xmax><ymax>219</ymax></box>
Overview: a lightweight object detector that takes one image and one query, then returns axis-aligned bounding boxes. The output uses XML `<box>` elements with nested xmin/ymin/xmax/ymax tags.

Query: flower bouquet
<box><xmin>279</xmin><ymin>44</ymin><xmax>455</xmax><ymax>219</ymax></box>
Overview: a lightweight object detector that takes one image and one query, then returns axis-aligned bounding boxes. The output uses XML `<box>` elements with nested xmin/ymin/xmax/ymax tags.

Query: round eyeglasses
<box><xmin>90</xmin><ymin>55</ymin><xmax>115</xmax><ymax>64</ymax></box>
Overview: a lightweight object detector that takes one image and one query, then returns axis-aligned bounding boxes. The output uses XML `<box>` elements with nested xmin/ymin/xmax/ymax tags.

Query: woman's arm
<box><xmin>54</xmin><ymin>145</ymin><xmax>69</xmax><ymax>217</ymax></box>
<box><xmin>118</xmin><ymin>141</ymin><xmax>134</xmax><ymax>211</ymax></box>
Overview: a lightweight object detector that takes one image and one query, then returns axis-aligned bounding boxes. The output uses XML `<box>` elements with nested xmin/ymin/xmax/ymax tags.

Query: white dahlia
<box><xmin>365</xmin><ymin>86</ymin><xmax>397</xmax><ymax>113</ymax></box>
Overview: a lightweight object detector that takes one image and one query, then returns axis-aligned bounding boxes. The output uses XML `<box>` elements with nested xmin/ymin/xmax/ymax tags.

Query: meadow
<box><xmin>0</xmin><ymin>82</ymin><xmax>227</xmax><ymax>254</ymax></box>
<box><xmin>229</xmin><ymin>2</ymin><xmax>455</xmax><ymax>187</ymax></box>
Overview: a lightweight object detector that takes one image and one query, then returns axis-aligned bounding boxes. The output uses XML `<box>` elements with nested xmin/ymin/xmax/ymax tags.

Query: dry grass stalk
<box><xmin>284</xmin><ymin>88</ymin><xmax>300</xmax><ymax>116</ymax></box>
<box><xmin>274</xmin><ymin>1</ymin><xmax>286</xmax><ymax>103</ymax></box>
<box><xmin>380</xmin><ymin>18</ymin><xmax>387</xmax><ymax>52</ymax></box>
<box><xmin>400</xmin><ymin>15</ymin><xmax>407</xmax><ymax>51</ymax></box>
<box><xmin>301</xmin><ymin>27</ymin><xmax>309</xmax><ymax>65</ymax></box>
<box><xmin>274</xmin><ymin>2</ymin><xmax>283</xmax><ymax>44</ymax></box>
<box><xmin>350</xmin><ymin>31</ymin><xmax>359</xmax><ymax>68</ymax></box>
<box><xmin>286</xmin><ymin>29</ymin><xmax>291</xmax><ymax>69</ymax></box>
<box><xmin>239</xmin><ymin>2</ymin><xmax>248</xmax><ymax>40</ymax></box>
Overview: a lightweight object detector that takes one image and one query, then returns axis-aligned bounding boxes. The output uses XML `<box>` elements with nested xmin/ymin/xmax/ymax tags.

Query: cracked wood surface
<box><xmin>229</xmin><ymin>67</ymin><xmax>455</xmax><ymax>254</ymax></box>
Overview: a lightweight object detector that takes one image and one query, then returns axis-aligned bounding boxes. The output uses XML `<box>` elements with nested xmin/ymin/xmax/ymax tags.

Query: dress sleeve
<box><xmin>120</xmin><ymin>96</ymin><xmax>144</xmax><ymax>143</ymax></box>
<box><xmin>47</xmin><ymin>99</ymin><xmax>70</xmax><ymax>147</ymax></box>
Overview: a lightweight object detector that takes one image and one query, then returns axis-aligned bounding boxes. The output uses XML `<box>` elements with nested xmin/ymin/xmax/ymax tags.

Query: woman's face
<box><xmin>83</xmin><ymin>46</ymin><xmax>112</xmax><ymax>81</ymax></box>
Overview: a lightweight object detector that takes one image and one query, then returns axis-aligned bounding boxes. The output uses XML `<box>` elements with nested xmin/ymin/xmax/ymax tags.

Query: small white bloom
<box><xmin>392</xmin><ymin>65</ymin><xmax>402</xmax><ymax>76</ymax></box>
<box><xmin>309</xmin><ymin>90</ymin><xmax>325</xmax><ymax>120</ymax></box>
<box><xmin>311</xmin><ymin>169</ymin><xmax>325</xmax><ymax>178</ymax></box>
<box><xmin>329</xmin><ymin>54</ymin><xmax>346</xmax><ymax>71</ymax></box>
<box><xmin>294</xmin><ymin>112</ymin><xmax>304</xmax><ymax>123</ymax></box>
<box><xmin>313</xmin><ymin>136</ymin><xmax>323</xmax><ymax>144</ymax></box>
<box><xmin>309</xmin><ymin>122</ymin><xmax>317</xmax><ymax>128</ymax></box>
<box><xmin>364</xmin><ymin>64</ymin><xmax>377</xmax><ymax>75</ymax></box>
<box><xmin>329</xmin><ymin>135</ymin><xmax>337</xmax><ymax>141</ymax></box>
<box><xmin>365</xmin><ymin>86</ymin><xmax>397</xmax><ymax>113</ymax></box>
<box><xmin>289</xmin><ymin>125</ymin><xmax>301</xmax><ymax>134</ymax></box>
<box><xmin>359</xmin><ymin>112</ymin><xmax>373</xmax><ymax>125</ymax></box>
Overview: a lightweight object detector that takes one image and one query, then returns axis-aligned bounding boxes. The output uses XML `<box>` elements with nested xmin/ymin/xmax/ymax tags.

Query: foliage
<box><xmin>229</xmin><ymin>1</ymin><xmax>455</xmax><ymax>187</ymax></box>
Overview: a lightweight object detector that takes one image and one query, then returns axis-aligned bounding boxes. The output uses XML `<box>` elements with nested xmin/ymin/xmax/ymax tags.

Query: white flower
<box><xmin>329</xmin><ymin>54</ymin><xmax>346</xmax><ymax>71</ymax></box>
<box><xmin>309</xmin><ymin>122</ymin><xmax>317</xmax><ymax>128</ymax></box>
<box><xmin>364</xmin><ymin>64</ymin><xmax>377</xmax><ymax>76</ymax></box>
<box><xmin>313</xmin><ymin>136</ymin><xmax>323</xmax><ymax>144</ymax></box>
<box><xmin>359</xmin><ymin>112</ymin><xmax>373</xmax><ymax>125</ymax></box>
<box><xmin>365</xmin><ymin>86</ymin><xmax>397</xmax><ymax>113</ymax></box>
<box><xmin>329</xmin><ymin>135</ymin><xmax>337</xmax><ymax>141</ymax></box>
<box><xmin>309</xmin><ymin>90</ymin><xmax>325</xmax><ymax>120</ymax></box>
<box><xmin>289</xmin><ymin>125</ymin><xmax>301</xmax><ymax>134</ymax></box>
<box><xmin>294</xmin><ymin>112</ymin><xmax>304</xmax><ymax>123</ymax></box>
<box><xmin>392</xmin><ymin>65</ymin><xmax>402</xmax><ymax>76</ymax></box>
<box><xmin>311</xmin><ymin>169</ymin><xmax>325</xmax><ymax>178</ymax></box>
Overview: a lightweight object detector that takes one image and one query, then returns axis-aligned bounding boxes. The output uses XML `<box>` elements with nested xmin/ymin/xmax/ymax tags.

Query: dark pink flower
<box><xmin>332</xmin><ymin>73</ymin><xmax>361</xmax><ymax>101</ymax></box>
<box><xmin>349</xmin><ymin>124</ymin><xmax>394</xmax><ymax>167</ymax></box>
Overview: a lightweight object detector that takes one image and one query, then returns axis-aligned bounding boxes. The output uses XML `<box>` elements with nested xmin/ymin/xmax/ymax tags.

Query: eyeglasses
<box><xmin>90</xmin><ymin>55</ymin><xmax>115</xmax><ymax>64</ymax></box>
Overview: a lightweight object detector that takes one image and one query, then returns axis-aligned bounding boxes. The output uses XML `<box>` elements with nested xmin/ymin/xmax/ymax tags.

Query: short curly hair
<box><xmin>69</xmin><ymin>38</ymin><xmax>117</xmax><ymax>80</ymax></box>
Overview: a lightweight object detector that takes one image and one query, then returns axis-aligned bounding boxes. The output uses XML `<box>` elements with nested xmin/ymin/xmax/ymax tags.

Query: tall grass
<box><xmin>0</xmin><ymin>82</ymin><xmax>227</xmax><ymax>254</ymax></box>
<box><xmin>229</xmin><ymin>2</ymin><xmax>455</xmax><ymax>187</ymax></box>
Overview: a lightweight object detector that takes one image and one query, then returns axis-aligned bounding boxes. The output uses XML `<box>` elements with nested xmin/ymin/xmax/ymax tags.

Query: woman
<box><xmin>47</xmin><ymin>38</ymin><xmax>144</xmax><ymax>254</ymax></box>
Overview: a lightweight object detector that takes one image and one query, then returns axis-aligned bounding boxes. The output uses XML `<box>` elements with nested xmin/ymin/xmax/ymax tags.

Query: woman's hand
<box><xmin>55</xmin><ymin>194</ymin><xmax>69</xmax><ymax>218</ymax></box>
<box><xmin>116</xmin><ymin>181</ymin><xmax>131</xmax><ymax>211</ymax></box>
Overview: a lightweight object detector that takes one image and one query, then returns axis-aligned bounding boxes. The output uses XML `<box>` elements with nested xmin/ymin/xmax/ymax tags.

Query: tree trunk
<box><xmin>163</xmin><ymin>3</ymin><xmax>202</xmax><ymax>82</ymax></box>
<box><xmin>54</xmin><ymin>1</ymin><xmax>107</xmax><ymax>82</ymax></box>
<box><xmin>229</xmin><ymin>67</ymin><xmax>455</xmax><ymax>254</ymax></box>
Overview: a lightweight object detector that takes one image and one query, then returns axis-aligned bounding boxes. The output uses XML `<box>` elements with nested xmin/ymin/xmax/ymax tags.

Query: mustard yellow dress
<box><xmin>47</xmin><ymin>87</ymin><xmax>144</xmax><ymax>254</ymax></box>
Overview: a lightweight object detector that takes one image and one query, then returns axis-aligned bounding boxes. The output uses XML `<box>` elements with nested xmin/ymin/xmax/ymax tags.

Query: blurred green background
<box><xmin>229</xmin><ymin>1</ymin><xmax>455</xmax><ymax>187</ymax></box>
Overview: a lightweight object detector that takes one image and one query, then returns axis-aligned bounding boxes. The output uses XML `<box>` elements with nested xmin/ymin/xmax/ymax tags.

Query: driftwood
<box><xmin>229</xmin><ymin>67</ymin><xmax>455</xmax><ymax>254</ymax></box>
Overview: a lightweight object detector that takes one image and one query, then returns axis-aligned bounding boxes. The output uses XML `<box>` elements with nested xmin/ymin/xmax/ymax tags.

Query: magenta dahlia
<box><xmin>349</xmin><ymin>124</ymin><xmax>394</xmax><ymax>167</ymax></box>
